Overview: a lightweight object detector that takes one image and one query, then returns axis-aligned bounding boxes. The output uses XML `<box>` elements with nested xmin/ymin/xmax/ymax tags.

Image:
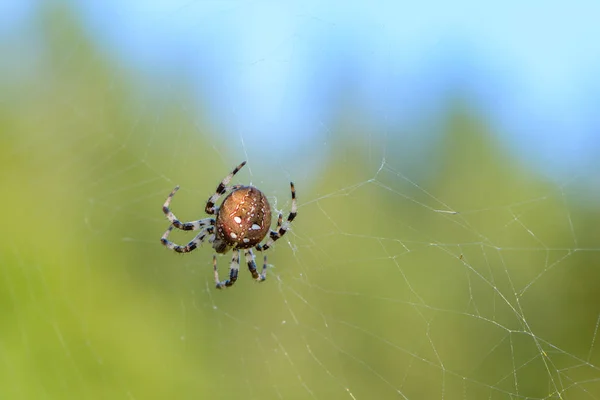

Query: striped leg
<box><xmin>256</xmin><ymin>182</ymin><xmax>297</xmax><ymax>251</ymax></box>
<box><xmin>161</xmin><ymin>225</ymin><xmax>214</xmax><ymax>253</ymax></box>
<box><xmin>244</xmin><ymin>248</ymin><xmax>267</xmax><ymax>282</ymax></box>
<box><xmin>205</xmin><ymin>161</ymin><xmax>247</xmax><ymax>215</ymax></box>
<box><xmin>214</xmin><ymin>250</ymin><xmax>240</xmax><ymax>289</ymax></box>
<box><xmin>163</xmin><ymin>185</ymin><xmax>215</xmax><ymax>230</ymax></box>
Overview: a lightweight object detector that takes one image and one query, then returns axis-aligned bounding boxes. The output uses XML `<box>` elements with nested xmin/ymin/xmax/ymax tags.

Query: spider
<box><xmin>160</xmin><ymin>161</ymin><xmax>297</xmax><ymax>289</ymax></box>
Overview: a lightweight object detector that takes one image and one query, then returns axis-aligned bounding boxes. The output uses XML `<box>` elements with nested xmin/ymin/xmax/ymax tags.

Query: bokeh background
<box><xmin>2</xmin><ymin>2</ymin><xmax>600</xmax><ymax>399</ymax></box>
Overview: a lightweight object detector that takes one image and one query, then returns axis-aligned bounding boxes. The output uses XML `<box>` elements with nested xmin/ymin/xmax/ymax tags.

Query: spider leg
<box><xmin>205</xmin><ymin>161</ymin><xmax>247</xmax><ymax>215</ymax></box>
<box><xmin>255</xmin><ymin>213</ymin><xmax>282</xmax><ymax>251</ymax></box>
<box><xmin>214</xmin><ymin>251</ymin><xmax>240</xmax><ymax>289</ymax></box>
<box><xmin>273</xmin><ymin>212</ymin><xmax>284</xmax><ymax>233</ymax></box>
<box><xmin>161</xmin><ymin>225</ymin><xmax>214</xmax><ymax>253</ymax></box>
<box><xmin>256</xmin><ymin>182</ymin><xmax>297</xmax><ymax>252</ymax></box>
<box><xmin>162</xmin><ymin>185</ymin><xmax>215</xmax><ymax>230</ymax></box>
<box><xmin>244</xmin><ymin>249</ymin><xmax>267</xmax><ymax>282</ymax></box>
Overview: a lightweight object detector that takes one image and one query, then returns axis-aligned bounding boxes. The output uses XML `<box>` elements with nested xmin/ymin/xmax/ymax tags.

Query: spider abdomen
<box><xmin>215</xmin><ymin>186</ymin><xmax>272</xmax><ymax>250</ymax></box>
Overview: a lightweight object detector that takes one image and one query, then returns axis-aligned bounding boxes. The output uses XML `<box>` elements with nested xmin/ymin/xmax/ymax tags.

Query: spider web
<box><xmin>2</xmin><ymin>2</ymin><xmax>600</xmax><ymax>399</ymax></box>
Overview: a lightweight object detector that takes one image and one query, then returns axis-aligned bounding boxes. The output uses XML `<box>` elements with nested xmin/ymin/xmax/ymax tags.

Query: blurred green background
<box><xmin>2</xmin><ymin>4</ymin><xmax>600</xmax><ymax>400</ymax></box>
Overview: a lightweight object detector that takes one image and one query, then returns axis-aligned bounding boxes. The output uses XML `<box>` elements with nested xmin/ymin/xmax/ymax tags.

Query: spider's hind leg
<box><xmin>205</xmin><ymin>161</ymin><xmax>247</xmax><ymax>215</ymax></box>
<box><xmin>256</xmin><ymin>182</ymin><xmax>297</xmax><ymax>252</ymax></box>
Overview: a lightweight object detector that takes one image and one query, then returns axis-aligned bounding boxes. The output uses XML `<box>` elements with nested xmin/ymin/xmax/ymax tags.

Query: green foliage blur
<box><xmin>2</xmin><ymin>5</ymin><xmax>600</xmax><ymax>400</ymax></box>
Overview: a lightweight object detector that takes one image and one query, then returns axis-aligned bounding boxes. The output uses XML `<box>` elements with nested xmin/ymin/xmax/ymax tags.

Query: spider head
<box><xmin>211</xmin><ymin>237</ymin><xmax>232</xmax><ymax>254</ymax></box>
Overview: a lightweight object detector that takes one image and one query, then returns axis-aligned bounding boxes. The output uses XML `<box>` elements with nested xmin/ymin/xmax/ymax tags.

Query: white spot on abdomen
<box><xmin>243</xmin><ymin>238</ymin><xmax>250</xmax><ymax>243</ymax></box>
<box><xmin>251</xmin><ymin>224</ymin><xmax>261</xmax><ymax>230</ymax></box>
<box><xmin>230</xmin><ymin>232</ymin><xmax>238</xmax><ymax>239</ymax></box>
<box><xmin>234</xmin><ymin>216</ymin><xmax>242</xmax><ymax>224</ymax></box>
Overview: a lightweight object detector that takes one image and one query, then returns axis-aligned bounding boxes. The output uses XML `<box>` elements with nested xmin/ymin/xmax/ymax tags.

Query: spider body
<box><xmin>215</xmin><ymin>186</ymin><xmax>272</xmax><ymax>252</ymax></box>
<box><xmin>160</xmin><ymin>161</ymin><xmax>296</xmax><ymax>289</ymax></box>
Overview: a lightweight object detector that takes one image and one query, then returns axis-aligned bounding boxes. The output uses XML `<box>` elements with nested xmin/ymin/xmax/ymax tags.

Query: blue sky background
<box><xmin>3</xmin><ymin>1</ymin><xmax>600</xmax><ymax>182</ymax></box>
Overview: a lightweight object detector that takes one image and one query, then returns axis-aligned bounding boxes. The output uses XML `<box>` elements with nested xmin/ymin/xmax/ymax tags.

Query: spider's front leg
<box><xmin>244</xmin><ymin>249</ymin><xmax>267</xmax><ymax>282</ymax></box>
<box><xmin>214</xmin><ymin>250</ymin><xmax>240</xmax><ymax>289</ymax></box>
